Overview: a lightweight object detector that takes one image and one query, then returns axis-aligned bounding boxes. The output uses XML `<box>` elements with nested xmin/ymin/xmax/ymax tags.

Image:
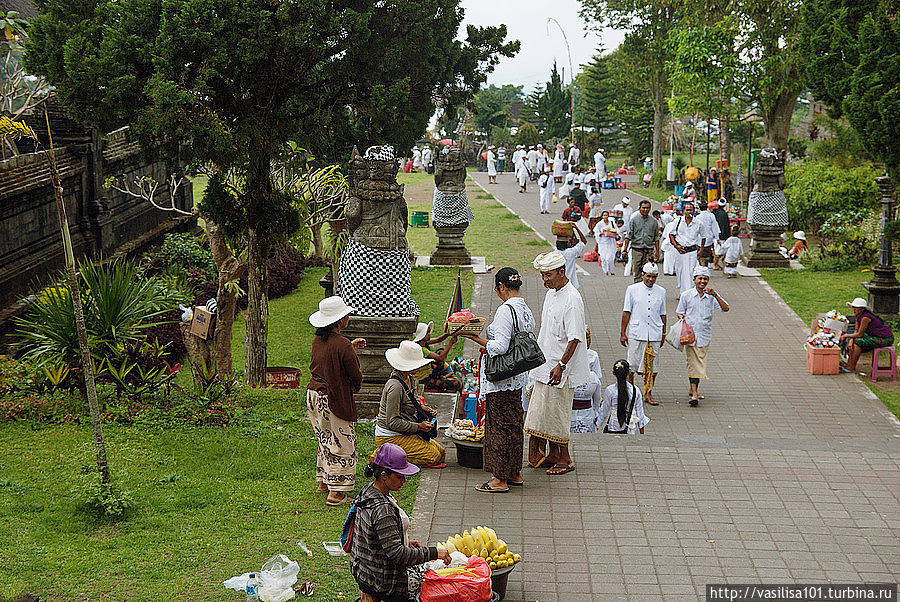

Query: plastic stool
<box><xmin>870</xmin><ymin>346</ymin><xmax>897</xmax><ymax>382</ymax></box>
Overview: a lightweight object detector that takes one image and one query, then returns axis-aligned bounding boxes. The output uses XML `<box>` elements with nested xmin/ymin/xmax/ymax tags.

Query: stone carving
<box><xmin>746</xmin><ymin>148</ymin><xmax>789</xmax><ymax>268</ymax></box>
<box><xmin>431</xmin><ymin>146</ymin><xmax>473</xmax><ymax>264</ymax></box>
<box><xmin>338</xmin><ymin>145</ymin><xmax>419</xmax><ymax>317</ymax></box>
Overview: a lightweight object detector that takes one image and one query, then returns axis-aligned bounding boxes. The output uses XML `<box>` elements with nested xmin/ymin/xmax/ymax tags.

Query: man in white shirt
<box><xmin>669</xmin><ymin>202</ymin><xmax>704</xmax><ymax>293</ymax></box>
<box><xmin>614</xmin><ymin>196</ymin><xmax>634</xmax><ymax>225</ymax></box>
<box><xmin>513</xmin><ymin>145</ymin><xmax>525</xmax><ymax>169</ymax></box>
<box><xmin>594</xmin><ymin>148</ymin><xmax>606</xmax><ymax>177</ymax></box>
<box><xmin>527</xmin><ymin>146</ymin><xmax>539</xmax><ymax>180</ymax></box>
<box><xmin>486</xmin><ymin>146</ymin><xmax>497</xmax><ymax>184</ymax></box>
<box><xmin>560</xmin><ymin>224</ymin><xmax>587</xmax><ymax>289</ymax></box>
<box><xmin>537</xmin><ymin>167</ymin><xmax>553</xmax><ymax>214</ymax></box>
<box><xmin>620</xmin><ymin>262</ymin><xmax>667</xmax><ymax>405</ymax></box>
<box><xmin>535</xmin><ymin>144</ymin><xmax>547</xmax><ymax>174</ymax></box>
<box><xmin>695</xmin><ymin>201</ymin><xmax>720</xmax><ymax>267</ymax></box>
<box><xmin>421</xmin><ymin>145</ymin><xmax>432</xmax><ymax>173</ymax></box>
<box><xmin>412</xmin><ymin>146</ymin><xmax>422</xmax><ymax>171</ymax></box>
<box><xmin>526</xmin><ymin>250</ymin><xmax>590</xmax><ymax>475</ymax></box>
<box><xmin>567</xmin><ymin>143</ymin><xmax>581</xmax><ymax>169</ymax></box>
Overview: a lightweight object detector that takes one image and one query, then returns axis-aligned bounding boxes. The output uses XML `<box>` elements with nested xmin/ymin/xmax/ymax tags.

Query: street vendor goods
<box><xmin>439</xmin><ymin>526</ymin><xmax>522</xmax><ymax>570</ymax></box>
<box><xmin>446</xmin><ymin>309</ymin><xmax>485</xmax><ymax>334</ymax></box>
<box><xmin>445</xmin><ymin>419</ymin><xmax>483</xmax><ymax>442</ymax></box>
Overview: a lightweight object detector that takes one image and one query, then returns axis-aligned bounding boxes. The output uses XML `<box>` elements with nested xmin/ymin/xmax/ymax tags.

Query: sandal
<box><xmin>546</xmin><ymin>463</ymin><xmax>575</xmax><ymax>476</ymax></box>
<box><xmin>689</xmin><ymin>398</ymin><xmax>699</xmax><ymax>407</ymax></box>
<box><xmin>325</xmin><ymin>495</ymin><xmax>353</xmax><ymax>506</ymax></box>
<box><xmin>646</xmin><ymin>398</ymin><xmax>659</xmax><ymax>406</ymax></box>
<box><xmin>475</xmin><ymin>481</ymin><xmax>509</xmax><ymax>493</ymax></box>
<box><xmin>509</xmin><ymin>480</ymin><xmax>524</xmax><ymax>487</ymax></box>
<box><xmin>426</xmin><ymin>462</ymin><xmax>447</xmax><ymax>469</ymax></box>
<box><xmin>528</xmin><ymin>454</ymin><xmax>553</xmax><ymax>469</ymax></box>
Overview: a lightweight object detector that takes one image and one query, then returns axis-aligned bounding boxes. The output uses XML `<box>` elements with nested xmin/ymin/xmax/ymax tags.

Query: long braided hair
<box><xmin>613</xmin><ymin>359</ymin><xmax>631</xmax><ymax>427</ymax></box>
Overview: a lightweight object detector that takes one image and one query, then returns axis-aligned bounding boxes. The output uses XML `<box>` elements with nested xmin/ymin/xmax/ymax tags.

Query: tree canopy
<box><xmin>523</xmin><ymin>62</ymin><xmax>570</xmax><ymax>140</ymax></box>
<box><xmin>472</xmin><ymin>84</ymin><xmax>524</xmax><ymax>135</ymax></box>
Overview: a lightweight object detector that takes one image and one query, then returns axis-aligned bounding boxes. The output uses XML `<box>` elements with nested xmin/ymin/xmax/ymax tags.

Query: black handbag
<box><xmin>484</xmin><ymin>303</ymin><xmax>545</xmax><ymax>382</ymax></box>
<box><xmin>390</xmin><ymin>376</ymin><xmax>437</xmax><ymax>441</ymax></box>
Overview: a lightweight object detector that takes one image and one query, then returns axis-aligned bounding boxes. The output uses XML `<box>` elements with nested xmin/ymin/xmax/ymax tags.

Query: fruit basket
<box><xmin>445</xmin><ymin>317</ymin><xmax>485</xmax><ymax>335</ymax></box>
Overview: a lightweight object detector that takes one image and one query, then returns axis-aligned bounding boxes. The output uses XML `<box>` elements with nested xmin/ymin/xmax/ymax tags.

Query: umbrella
<box><xmin>438</xmin><ymin>138</ymin><xmax>455</xmax><ymax>146</ymax></box>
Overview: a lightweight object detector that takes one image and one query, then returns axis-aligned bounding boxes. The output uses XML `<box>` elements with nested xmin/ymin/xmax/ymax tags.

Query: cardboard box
<box><xmin>824</xmin><ymin>318</ymin><xmax>849</xmax><ymax>333</ymax></box>
<box><xmin>190</xmin><ymin>306</ymin><xmax>216</xmax><ymax>340</ymax></box>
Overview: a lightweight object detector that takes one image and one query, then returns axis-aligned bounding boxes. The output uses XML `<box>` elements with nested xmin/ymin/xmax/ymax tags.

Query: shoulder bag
<box><xmin>484</xmin><ymin>303</ymin><xmax>545</xmax><ymax>382</ymax></box>
<box><xmin>390</xmin><ymin>376</ymin><xmax>437</xmax><ymax>441</ymax></box>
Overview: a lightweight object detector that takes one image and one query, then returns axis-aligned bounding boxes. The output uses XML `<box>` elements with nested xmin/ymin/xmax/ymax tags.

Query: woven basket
<box><xmin>445</xmin><ymin>317</ymin><xmax>485</xmax><ymax>335</ymax></box>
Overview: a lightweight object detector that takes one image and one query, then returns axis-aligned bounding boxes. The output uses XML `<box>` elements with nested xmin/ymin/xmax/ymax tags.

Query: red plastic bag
<box><xmin>680</xmin><ymin>321</ymin><xmax>696</xmax><ymax>345</ymax></box>
<box><xmin>583</xmin><ymin>250</ymin><xmax>598</xmax><ymax>262</ymax></box>
<box><xmin>420</xmin><ymin>556</ymin><xmax>493</xmax><ymax>602</ymax></box>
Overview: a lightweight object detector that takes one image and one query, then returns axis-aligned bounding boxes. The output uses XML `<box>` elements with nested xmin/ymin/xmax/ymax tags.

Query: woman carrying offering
<box><xmin>461</xmin><ymin>268</ymin><xmax>536</xmax><ymax>493</ymax></box>
<box><xmin>598</xmin><ymin>360</ymin><xmax>649</xmax><ymax>434</ymax></box>
<box><xmin>593</xmin><ymin>211</ymin><xmax>618</xmax><ymax>276</ymax></box>
<box><xmin>351</xmin><ymin>443</ymin><xmax>451</xmax><ymax>602</ymax></box>
<box><xmin>676</xmin><ymin>265</ymin><xmax>730</xmax><ymax>406</ymax></box>
<box><xmin>307</xmin><ymin>296</ymin><xmax>366</xmax><ymax>506</ymax></box>
<box><xmin>840</xmin><ymin>297</ymin><xmax>894</xmax><ymax>373</ymax></box>
<box><xmin>373</xmin><ymin>341</ymin><xmax>446</xmax><ymax>468</ymax></box>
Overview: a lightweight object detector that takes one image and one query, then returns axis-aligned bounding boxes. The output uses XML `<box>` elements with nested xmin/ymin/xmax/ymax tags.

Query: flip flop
<box><xmin>689</xmin><ymin>398</ymin><xmax>699</xmax><ymax>407</ymax></box>
<box><xmin>546</xmin><ymin>463</ymin><xmax>575</xmax><ymax>476</ymax></box>
<box><xmin>509</xmin><ymin>481</ymin><xmax>524</xmax><ymax>487</ymax></box>
<box><xmin>646</xmin><ymin>398</ymin><xmax>659</xmax><ymax>406</ymax></box>
<box><xmin>325</xmin><ymin>496</ymin><xmax>353</xmax><ymax>507</ymax></box>
<box><xmin>528</xmin><ymin>454</ymin><xmax>553</xmax><ymax>469</ymax></box>
<box><xmin>475</xmin><ymin>481</ymin><xmax>509</xmax><ymax>493</ymax></box>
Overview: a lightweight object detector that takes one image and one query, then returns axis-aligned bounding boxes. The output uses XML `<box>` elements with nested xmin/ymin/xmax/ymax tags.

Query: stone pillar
<box><xmin>746</xmin><ymin>225</ymin><xmax>789</xmax><ymax>268</ymax></box>
<box><xmin>342</xmin><ymin>315</ymin><xmax>418</xmax><ymax>418</ymax></box>
<box><xmin>863</xmin><ymin>177</ymin><xmax>900</xmax><ymax>319</ymax></box>
<box><xmin>431</xmin><ymin>225</ymin><xmax>472</xmax><ymax>265</ymax></box>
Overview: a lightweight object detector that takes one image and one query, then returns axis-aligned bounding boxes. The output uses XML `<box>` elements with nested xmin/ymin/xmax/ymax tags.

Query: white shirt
<box><xmin>532</xmin><ymin>282</ymin><xmax>590</xmax><ymax>388</ymax></box>
<box><xmin>660</xmin><ymin>211</ymin><xmax>674</xmax><ymax>227</ymax></box>
<box><xmin>478</xmin><ymin>297</ymin><xmax>537</xmax><ymax>399</ymax></box>
<box><xmin>671</xmin><ymin>215</ymin><xmax>702</xmax><ymax>247</ymax></box>
<box><xmin>561</xmin><ymin>240</ymin><xmax>586</xmax><ymax>289</ymax></box>
<box><xmin>538</xmin><ymin>173</ymin><xmax>552</xmax><ymax>195</ymax></box>
<box><xmin>412</xmin><ymin>149</ymin><xmax>422</xmax><ymax>167</ymax></box>
<box><xmin>623</xmin><ymin>281</ymin><xmax>667</xmax><ymax>342</ymax></box>
<box><xmin>594</xmin><ymin>151</ymin><xmax>606</xmax><ymax>174</ymax></box>
<box><xmin>614</xmin><ymin>204</ymin><xmax>634</xmax><ymax>224</ymax></box>
<box><xmin>421</xmin><ymin>147</ymin><xmax>432</xmax><ymax>166</ymax></box>
<box><xmin>676</xmin><ymin>287</ymin><xmax>726</xmax><ymax>347</ymax></box>
<box><xmin>696</xmin><ymin>210</ymin><xmax>720</xmax><ymax>245</ymax></box>
<box><xmin>722</xmin><ymin>236</ymin><xmax>742</xmax><ymax>262</ymax></box>
<box><xmin>661</xmin><ymin>219</ymin><xmax>676</xmax><ymax>251</ymax></box>
<box><xmin>527</xmin><ymin>149</ymin><xmax>539</xmax><ymax>167</ymax></box>
<box><xmin>568</xmin><ymin>147</ymin><xmax>580</xmax><ymax>164</ymax></box>
<box><xmin>598</xmin><ymin>382</ymin><xmax>650</xmax><ymax>434</ymax></box>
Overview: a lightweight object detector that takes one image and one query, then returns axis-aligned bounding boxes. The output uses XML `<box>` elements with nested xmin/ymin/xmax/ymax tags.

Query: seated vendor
<box><xmin>788</xmin><ymin>231</ymin><xmax>807</xmax><ymax>259</ymax></box>
<box><xmin>412</xmin><ymin>321</ymin><xmax>463</xmax><ymax>392</ymax></box>
<box><xmin>372</xmin><ymin>340</ymin><xmax>446</xmax><ymax>468</ymax></box>
<box><xmin>840</xmin><ymin>297</ymin><xmax>894</xmax><ymax>373</ymax></box>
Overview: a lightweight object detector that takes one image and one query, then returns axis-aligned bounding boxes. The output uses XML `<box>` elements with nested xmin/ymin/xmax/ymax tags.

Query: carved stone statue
<box><xmin>746</xmin><ymin>148</ymin><xmax>789</xmax><ymax>268</ymax></box>
<box><xmin>430</xmin><ymin>146</ymin><xmax>473</xmax><ymax>264</ymax></box>
<box><xmin>338</xmin><ymin>145</ymin><xmax>419</xmax><ymax>317</ymax></box>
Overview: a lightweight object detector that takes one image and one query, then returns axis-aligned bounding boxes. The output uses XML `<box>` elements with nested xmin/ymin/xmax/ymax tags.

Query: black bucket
<box><xmin>453</xmin><ymin>440</ymin><xmax>483</xmax><ymax>469</ymax></box>
<box><xmin>490</xmin><ymin>564</ymin><xmax>516</xmax><ymax>600</ymax></box>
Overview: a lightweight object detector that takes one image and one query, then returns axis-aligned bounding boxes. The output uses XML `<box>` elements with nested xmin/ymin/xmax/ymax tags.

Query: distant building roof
<box><xmin>2</xmin><ymin>0</ymin><xmax>39</xmax><ymax>21</ymax></box>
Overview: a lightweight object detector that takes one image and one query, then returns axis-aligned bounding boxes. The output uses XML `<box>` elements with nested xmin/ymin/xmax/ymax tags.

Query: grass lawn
<box><xmin>760</xmin><ymin>267</ymin><xmax>900</xmax><ymax>419</ymax></box>
<box><xmin>0</xmin><ymin>266</ymin><xmax>474</xmax><ymax>600</ymax></box>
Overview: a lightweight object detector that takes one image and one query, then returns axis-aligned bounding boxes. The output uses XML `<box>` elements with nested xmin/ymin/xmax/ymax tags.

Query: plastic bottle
<box><xmin>245</xmin><ymin>573</ymin><xmax>259</xmax><ymax>602</ymax></box>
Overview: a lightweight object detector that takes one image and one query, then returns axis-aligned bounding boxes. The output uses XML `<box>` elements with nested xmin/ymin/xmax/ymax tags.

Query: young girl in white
<box><xmin>598</xmin><ymin>359</ymin><xmax>649</xmax><ymax>434</ymax></box>
<box><xmin>721</xmin><ymin>224</ymin><xmax>743</xmax><ymax>278</ymax></box>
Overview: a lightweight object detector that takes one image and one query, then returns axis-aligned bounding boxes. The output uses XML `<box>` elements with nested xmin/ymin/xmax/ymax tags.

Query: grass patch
<box><xmin>396</xmin><ymin>170</ymin><xmax>434</xmax><ymax>187</ymax></box>
<box><xmin>0</xmin><ymin>266</ymin><xmax>473</xmax><ymax>600</ymax></box>
<box><xmin>760</xmin><ymin>267</ymin><xmax>900</xmax><ymax>419</ymax></box>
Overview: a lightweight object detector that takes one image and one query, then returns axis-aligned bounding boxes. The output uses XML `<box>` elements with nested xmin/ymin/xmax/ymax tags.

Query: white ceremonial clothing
<box><xmin>722</xmin><ymin>236</ymin><xmax>742</xmax><ymax>275</ymax></box>
<box><xmin>660</xmin><ymin>211</ymin><xmax>674</xmax><ymax>228</ymax></box>
<box><xmin>696</xmin><ymin>210</ymin><xmax>719</xmax><ymax>246</ymax></box>
<box><xmin>412</xmin><ymin>149</ymin><xmax>422</xmax><ymax>169</ymax></box>
<box><xmin>536</xmin><ymin>151</ymin><xmax>548</xmax><ymax>174</ymax></box>
<box><xmin>568</xmin><ymin>147</ymin><xmax>581</xmax><ymax>166</ymax></box>
<box><xmin>593</xmin><ymin>151</ymin><xmax>606</xmax><ymax>176</ymax></box>
<box><xmin>671</xmin><ymin>216</ymin><xmax>702</xmax><ymax>292</ymax></box>
<box><xmin>561</xmin><ymin>240</ymin><xmax>586</xmax><ymax>289</ymax></box>
<box><xmin>527</xmin><ymin>149</ymin><xmax>539</xmax><ymax>171</ymax></box>
<box><xmin>421</xmin><ymin>147</ymin><xmax>432</xmax><ymax>169</ymax></box>
<box><xmin>531</xmin><ymin>282</ymin><xmax>590</xmax><ymax>389</ymax></box>
<box><xmin>478</xmin><ymin>297</ymin><xmax>537</xmax><ymax>400</ymax></box>
<box><xmin>538</xmin><ymin>173</ymin><xmax>553</xmax><ymax>212</ymax></box>
<box><xmin>486</xmin><ymin>150</ymin><xmax>497</xmax><ymax>176</ymax></box>
<box><xmin>588</xmin><ymin>193</ymin><xmax>603</xmax><ymax>217</ymax></box>
<box><xmin>676</xmin><ymin>287</ymin><xmax>726</xmax><ymax>348</ymax></box>
<box><xmin>553</xmin><ymin>150</ymin><xmax>565</xmax><ymax>177</ymax></box>
<box><xmin>614</xmin><ymin>203</ymin><xmax>634</xmax><ymax>225</ymax></box>
<box><xmin>598</xmin><ymin>383</ymin><xmax>650</xmax><ymax>434</ymax></box>
<box><xmin>661</xmin><ymin>220</ymin><xmax>677</xmax><ymax>275</ymax></box>
<box><xmin>627</xmin><ymin>339</ymin><xmax>661</xmax><ymax>374</ymax></box>
<box><xmin>571</xmin><ymin>369</ymin><xmax>603</xmax><ymax>433</ymax></box>
<box><xmin>623</xmin><ymin>281</ymin><xmax>667</xmax><ymax>341</ymax></box>
<box><xmin>594</xmin><ymin>219</ymin><xmax>618</xmax><ymax>275</ymax></box>
<box><xmin>516</xmin><ymin>161</ymin><xmax>529</xmax><ymax>186</ymax></box>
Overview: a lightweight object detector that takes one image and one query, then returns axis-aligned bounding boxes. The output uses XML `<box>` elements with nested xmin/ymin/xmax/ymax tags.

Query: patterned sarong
<box><xmin>338</xmin><ymin>238</ymin><xmax>420</xmax><ymax>316</ymax></box>
<box><xmin>306</xmin><ymin>389</ymin><xmax>357</xmax><ymax>492</ymax></box>
<box><xmin>432</xmin><ymin>189</ymin><xmax>474</xmax><ymax>227</ymax></box>
<box><xmin>748</xmin><ymin>191</ymin><xmax>788</xmax><ymax>227</ymax></box>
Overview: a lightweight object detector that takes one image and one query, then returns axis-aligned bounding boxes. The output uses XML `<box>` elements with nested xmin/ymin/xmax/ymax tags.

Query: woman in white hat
<box><xmin>372</xmin><ymin>341</ymin><xmax>446</xmax><ymax>468</ymax></box>
<box><xmin>308</xmin><ymin>296</ymin><xmax>366</xmax><ymax>506</ymax></box>
<box><xmin>840</xmin><ymin>298</ymin><xmax>894</xmax><ymax>373</ymax></box>
<box><xmin>675</xmin><ymin>265</ymin><xmax>730</xmax><ymax>406</ymax></box>
<box><xmin>788</xmin><ymin>230</ymin><xmax>807</xmax><ymax>259</ymax></box>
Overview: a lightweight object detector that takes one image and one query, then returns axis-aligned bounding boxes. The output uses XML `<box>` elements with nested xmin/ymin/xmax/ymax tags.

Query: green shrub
<box><xmin>649</xmin><ymin>168</ymin><xmax>667</xmax><ymax>188</ymax></box>
<box><xmin>800</xmin><ymin>208</ymin><xmax>880</xmax><ymax>270</ymax></box>
<box><xmin>74</xmin><ymin>476</ymin><xmax>133</xmax><ymax>521</ymax></box>
<box><xmin>154</xmin><ymin>233</ymin><xmax>216</xmax><ymax>275</ymax></box>
<box><xmin>785</xmin><ymin>160</ymin><xmax>881</xmax><ymax>232</ymax></box>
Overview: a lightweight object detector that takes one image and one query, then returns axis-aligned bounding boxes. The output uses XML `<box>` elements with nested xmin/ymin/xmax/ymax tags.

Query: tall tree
<box><xmin>26</xmin><ymin>0</ymin><xmax>517</xmax><ymax>387</ymax></box>
<box><xmin>523</xmin><ymin>62</ymin><xmax>570</xmax><ymax>140</ymax></box>
<box><xmin>797</xmin><ymin>0</ymin><xmax>899</xmax><ymax>178</ymax></box>
<box><xmin>606</xmin><ymin>47</ymin><xmax>654</xmax><ymax>159</ymax></box>
<box><xmin>580</xmin><ymin>0</ymin><xmax>674</xmax><ymax>170</ymax></box>
<box><xmin>472</xmin><ymin>84</ymin><xmax>524</xmax><ymax>135</ymax></box>
<box><xmin>576</xmin><ymin>49</ymin><xmax>615</xmax><ymax>147</ymax></box>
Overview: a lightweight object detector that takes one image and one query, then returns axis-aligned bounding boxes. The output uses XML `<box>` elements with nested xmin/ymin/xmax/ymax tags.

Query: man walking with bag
<box><xmin>623</xmin><ymin>200</ymin><xmax>660</xmax><ymax>283</ymax></box>
<box><xmin>621</xmin><ymin>263</ymin><xmax>667</xmax><ymax>405</ymax></box>
<box><xmin>525</xmin><ymin>251</ymin><xmax>590</xmax><ymax>475</ymax></box>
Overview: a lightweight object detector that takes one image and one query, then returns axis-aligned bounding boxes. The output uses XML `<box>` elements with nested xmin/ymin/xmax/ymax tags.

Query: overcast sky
<box><xmin>459</xmin><ymin>0</ymin><xmax>626</xmax><ymax>92</ymax></box>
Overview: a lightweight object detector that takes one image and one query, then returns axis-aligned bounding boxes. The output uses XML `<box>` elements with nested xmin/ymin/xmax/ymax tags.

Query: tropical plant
<box><xmin>785</xmin><ymin>160</ymin><xmax>881</xmax><ymax>232</ymax></box>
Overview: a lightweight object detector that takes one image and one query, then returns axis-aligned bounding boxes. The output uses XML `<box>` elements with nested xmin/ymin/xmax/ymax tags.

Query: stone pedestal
<box><xmin>746</xmin><ymin>224</ymin><xmax>789</xmax><ymax>268</ymax></box>
<box><xmin>863</xmin><ymin>267</ymin><xmax>900</xmax><ymax>320</ymax></box>
<box><xmin>431</xmin><ymin>225</ymin><xmax>471</xmax><ymax>265</ymax></box>
<box><xmin>342</xmin><ymin>315</ymin><xmax>418</xmax><ymax>418</ymax></box>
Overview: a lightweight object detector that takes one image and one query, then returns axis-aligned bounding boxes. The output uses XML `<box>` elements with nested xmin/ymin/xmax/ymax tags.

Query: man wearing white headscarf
<box><xmin>527</xmin><ymin>145</ymin><xmax>540</xmax><ymax>180</ymax></box>
<box><xmin>526</xmin><ymin>251</ymin><xmax>589</xmax><ymax>476</ymax></box>
<box><xmin>567</xmin><ymin>143</ymin><xmax>581</xmax><ymax>169</ymax></box>
<box><xmin>677</xmin><ymin>265</ymin><xmax>729</xmax><ymax>406</ymax></box>
<box><xmin>535</xmin><ymin>144</ymin><xmax>548</xmax><ymax>174</ymax></box>
<box><xmin>594</xmin><ymin>148</ymin><xmax>606</xmax><ymax>177</ymax></box>
<box><xmin>620</xmin><ymin>262</ymin><xmax>667</xmax><ymax>405</ymax></box>
<box><xmin>412</xmin><ymin>146</ymin><xmax>422</xmax><ymax>171</ymax></box>
<box><xmin>669</xmin><ymin>202</ymin><xmax>703</xmax><ymax>293</ymax></box>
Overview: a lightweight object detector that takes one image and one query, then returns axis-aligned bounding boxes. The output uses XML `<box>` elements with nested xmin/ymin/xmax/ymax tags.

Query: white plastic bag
<box><xmin>258</xmin><ymin>554</ymin><xmax>300</xmax><ymax>602</ymax></box>
<box><xmin>666</xmin><ymin>319</ymin><xmax>684</xmax><ymax>352</ymax></box>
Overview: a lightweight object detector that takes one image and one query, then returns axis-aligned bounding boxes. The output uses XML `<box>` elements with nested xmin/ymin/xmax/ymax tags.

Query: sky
<box><xmin>459</xmin><ymin>0</ymin><xmax>626</xmax><ymax>92</ymax></box>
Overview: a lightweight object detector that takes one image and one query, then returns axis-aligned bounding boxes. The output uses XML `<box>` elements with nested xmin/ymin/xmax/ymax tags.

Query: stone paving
<box><xmin>409</xmin><ymin>171</ymin><xmax>900</xmax><ymax>600</ymax></box>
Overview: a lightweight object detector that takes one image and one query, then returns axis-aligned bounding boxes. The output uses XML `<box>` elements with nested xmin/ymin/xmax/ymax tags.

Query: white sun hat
<box><xmin>846</xmin><ymin>297</ymin><xmax>868</xmax><ymax>308</ymax></box>
<box><xmin>386</xmin><ymin>340</ymin><xmax>433</xmax><ymax>372</ymax></box>
<box><xmin>309</xmin><ymin>296</ymin><xmax>355</xmax><ymax>328</ymax></box>
<box><xmin>793</xmin><ymin>230</ymin><xmax>807</xmax><ymax>241</ymax></box>
<box><xmin>412</xmin><ymin>321</ymin><xmax>433</xmax><ymax>343</ymax></box>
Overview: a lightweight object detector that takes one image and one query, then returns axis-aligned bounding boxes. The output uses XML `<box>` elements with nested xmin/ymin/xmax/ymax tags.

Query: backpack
<box><xmin>340</xmin><ymin>502</ymin><xmax>357</xmax><ymax>552</ymax></box>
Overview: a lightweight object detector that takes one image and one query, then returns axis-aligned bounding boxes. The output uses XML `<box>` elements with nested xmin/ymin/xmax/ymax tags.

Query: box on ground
<box><xmin>806</xmin><ymin>343</ymin><xmax>839</xmax><ymax>375</ymax></box>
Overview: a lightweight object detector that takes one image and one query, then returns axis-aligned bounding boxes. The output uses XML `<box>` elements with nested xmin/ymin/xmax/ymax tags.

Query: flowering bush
<box><xmin>802</xmin><ymin>208</ymin><xmax>880</xmax><ymax>270</ymax></box>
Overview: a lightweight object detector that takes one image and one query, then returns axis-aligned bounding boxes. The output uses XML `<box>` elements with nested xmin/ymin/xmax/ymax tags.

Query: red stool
<box><xmin>870</xmin><ymin>346</ymin><xmax>897</xmax><ymax>382</ymax></box>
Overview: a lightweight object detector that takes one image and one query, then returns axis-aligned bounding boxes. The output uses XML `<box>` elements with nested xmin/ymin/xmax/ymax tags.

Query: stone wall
<box><xmin>0</xmin><ymin>126</ymin><xmax>194</xmax><ymax>324</ymax></box>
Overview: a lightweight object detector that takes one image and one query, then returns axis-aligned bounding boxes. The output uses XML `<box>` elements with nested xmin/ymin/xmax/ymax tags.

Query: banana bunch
<box><xmin>438</xmin><ymin>526</ymin><xmax>521</xmax><ymax>570</ymax></box>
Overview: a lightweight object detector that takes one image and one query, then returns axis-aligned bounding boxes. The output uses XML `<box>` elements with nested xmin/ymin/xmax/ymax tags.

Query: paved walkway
<box><xmin>409</xmin><ymin>171</ymin><xmax>900</xmax><ymax>600</ymax></box>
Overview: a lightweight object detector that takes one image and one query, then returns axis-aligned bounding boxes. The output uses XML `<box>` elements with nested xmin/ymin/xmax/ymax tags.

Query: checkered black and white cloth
<box><xmin>338</xmin><ymin>238</ymin><xmax>420</xmax><ymax>317</ymax></box>
<box><xmin>365</xmin><ymin>145</ymin><xmax>395</xmax><ymax>160</ymax></box>
<box><xmin>432</xmin><ymin>189</ymin><xmax>473</xmax><ymax>227</ymax></box>
<box><xmin>748</xmin><ymin>191</ymin><xmax>788</xmax><ymax>227</ymax></box>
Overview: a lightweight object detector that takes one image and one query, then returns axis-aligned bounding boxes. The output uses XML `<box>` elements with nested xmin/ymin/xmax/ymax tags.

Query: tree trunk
<box><xmin>763</xmin><ymin>91</ymin><xmax>797</xmax><ymax>152</ymax></box>
<box><xmin>311</xmin><ymin>222</ymin><xmax>324</xmax><ymax>260</ymax></box>
<box><xmin>245</xmin><ymin>227</ymin><xmax>269</xmax><ymax>387</ymax></box>
<box><xmin>205</xmin><ymin>215</ymin><xmax>244</xmax><ymax>380</ymax></box>
<box><xmin>652</xmin><ymin>94</ymin><xmax>664</xmax><ymax>172</ymax></box>
<box><xmin>720</xmin><ymin>115</ymin><xmax>731</xmax><ymax>165</ymax></box>
<box><xmin>690</xmin><ymin>112</ymin><xmax>699</xmax><ymax>165</ymax></box>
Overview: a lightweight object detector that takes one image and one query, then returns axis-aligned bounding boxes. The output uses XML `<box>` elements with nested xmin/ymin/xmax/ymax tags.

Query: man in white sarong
<box><xmin>486</xmin><ymin>146</ymin><xmax>497</xmax><ymax>184</ymax></box>
<box><xmin>661</xmin><ymin>217</ymin><xmax>678</xmax><ymax>275</ymax></box>
<box><xmin>527</xmin><ymin>146</ymin><xmax>539</xmax><ymax>180</ymax></box>
<box><xmin>621</xmin><ymin>262</ymin><xmax>667</xmax><ymax>405</ymax></box>
<box><xmin>515</xmin><ymin>154</ymin><xmax>529</xmax><ymax>193</ymax></box>
<box><xmin>526</xmin><ymin>251</ymin><xmax>590</xmax><ymax>476</ymax></box>
<box><xmin>538</xmin><ymin>166</ymin><xmax>553</xmax><ymax>214</ymax></box>
<box><xmin>552</xmin><ymin>144</ymin><xmax>565</xmax><ymax>179</ymax></box>
<box><xmin>535</xmin><ymin>144</ymin><xmax>548</xmax><ymax>175</ymax></box>
<box><xmin>669</xmin><ymin>202</ymin><xmax>704</xmax><ymax>293</ymax></box>
<box><xmin>594</xmin><ymin>148</ymin><xmax>606</xmax><ymax>177</ymax></box>
<box><xmin>421</xmin><ymin>145</ymin><xmax>432</xmax><ymax>173</ymax></box>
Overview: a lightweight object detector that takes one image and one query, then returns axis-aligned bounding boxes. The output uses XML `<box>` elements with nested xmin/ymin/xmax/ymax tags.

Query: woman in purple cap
<box><xmin>350</xmin><ymin>443</ymin><xmax>450</xmax><ymax>601</ymax></box>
